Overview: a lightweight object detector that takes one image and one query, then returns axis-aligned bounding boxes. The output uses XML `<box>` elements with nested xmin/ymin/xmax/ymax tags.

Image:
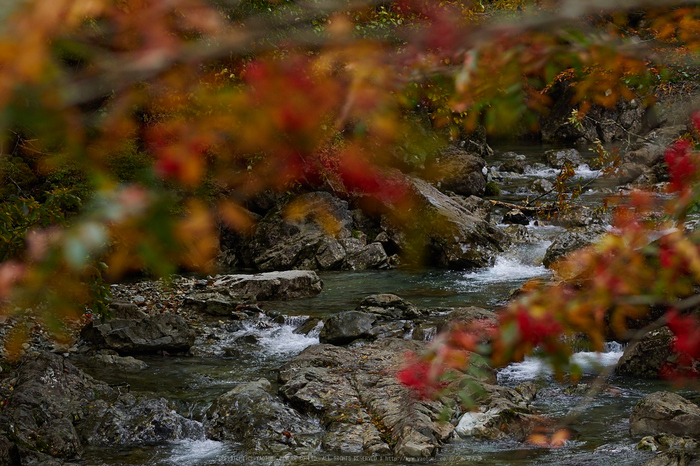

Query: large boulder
<box><xmin>616</xmin><ymin>327</ymin><xmax>697</xmax><ymax>379</ymax></box>
<box><xmin>78</xmin><ymin>394</ymin><xmax>202</xmax><ymax>447</ymax></box>
<box><xmin>239</xmin><ymin>192</ymin><xmax>390</xmax><ymax>271</ymax></box>
<box><xmin>544</xmin><ymin>148</ymin><xmax>584</xmax><ymax>168</ymax></box>
<box><xmin>422</xmin><ymin>147</ymin><xmax>487</xmax><ymax>197</ymax></box>
<box><xmin>630</xmin><ymin>392</ymin><xmax>700</xmax><ymax>438</ymax></box>
<box><xmin>278</xmin><ymin>339</ymin><xmax>495</xmax><ymax>458</ymax></box>
<box><xmin>318</xmin><ymin>311</ymin><xmax>377</xmax><ymax>345</ymax></box>
<box><xmin>539</xmin><ymin>80</ymin><xmax>645</xmax><ymax>144</ymax></box>
<box><xmin>212</xmin><ymin>270</ymin><xmax>323</xmax><ymax>301</ymax></box>
<box><xmin>543</xmin><ymin>226</ymin><xmax>607</xmax><ymax>268</ymax></box>
<box><xmin>80</xmin><ymin>312</ymin><xmax>195</xmax><ymax>355</ymax></box>
<box><xmin>356</xmin><ymin>293</ymin><xmax>425</xmax><ymax>320</ymax></box>
<box><xmin>384</xmin><ymin>177</ymin><xmax>508</xmax><ymax>269</ymax></box>
<box><xmin>204</xmin><ymin>379</ymin><xmax>322</xmax><ymax>454</ymax></box>
<box><xmin>0</xmin><ymin>352</ymin><xmax>198</xmax><ymax>463</ymax></box>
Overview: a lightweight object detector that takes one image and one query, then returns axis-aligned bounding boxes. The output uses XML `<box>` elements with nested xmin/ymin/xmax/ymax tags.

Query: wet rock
<box><xmin>499</xmin><ymin>160</ymin><xmax>527</xmax><ymax>174</ymax></box>
<box><xmin>356</xmin><ymin>294</ymin><xmax>425</xmax><ymax>320</ymax></box>
<box><xmin>80</xmin><ymin>312</ymin><xmax>195</xmax><ymax>355</ymax></box>
<box><xmin>502</xmin><ymin>209</ymin><xmax>529</xmax><ymax>225</ymax></box>
<box><xmin>204</xmin><ymin>379</ymin><xmax>321</xmax><ymax>453</ymax></box>
<box><xmin>455</xmin><ymin>385</ymin><xmax>539</xmax><ymax>440</ymax></box>
<box><xmin>0</xmin><ymin>352</ymin><xmax>109</xmax><ymax>460</ymax></box>
<box><xmin>643</xmin><ymin>450</ymin><xmax>694</xmax><ymax>466</ymax></box>
<box><xmin>79</xmin><ymin>395</ymin><xmax>202</xmax><ymax>447</ymax></box>
<box><xmin>412</xmin><ymin>322</ymin><xmax>437</xmax><ymax>342</ymax></box>
<box><xmin>385</xmin><ymin>177</ymin><xmax>508</xmax><ymax>269</ymax></box>
<box><xmin>86</xmin><ymin>352</ymin><xmax>148</xmax><ymax>372</ymax></box>
<box><xmin>182</xmin><ymin>291</ymin><xmax>240</xmax><ymax>316</ymax></box>
<box><xmin>611</xmin><ymin>162</ymin><xmax>649</xmax><ymax>184</ymax></box>
<box><xmin>436</xmin><ymin>307</ymin><xmax>497</xmax><ymax>334</ymax></box>
<box><xmin>516</xmin><ymin>382</ymin><xmax>537</xmax><ymax>404</ymax></box>
<box><xmin>630</xmin><ymin>392</ymin><xmax>700</xmax><ymax>438</ymax></box>
<box><xmin>212</xmin><ymin>270</ymin><xmax>323</xmax><ymax>301</ymax></box>
<box><xmin>293</xmin><ymin>317</ymin><xmax>322</xmax><ymax>336</ymax></box>
<box><xmin>423</xmin><ymin>147</ymin><xmax>487</xmax><ymax>197</ymax></box>
<box><xmin>615</xmin><ymin>327</ymin><xmax>682</xmax><ymax>379</ymax></box>
<box><xmin>543</xmin><ymin>226</ymin><xmax>606</xmax><ymax>268</ymax></box>
<box><xmin>622</xmin><ymin>143</ymin><xmax>666</xmax><ymax>167</ymax></box>
<box><xmin>530</xmin><ymin>178</ymin><xmax>554</xmax><ymax>194</ymax></box>
<box><xmin>279</xmin><ymin>339</ymin><xmax>490</xmax><ymax>457</ymax></box>
<box><xmin>544</xmin><ymin>148</ymin><xmax>584</xmax><ymax>168</ymax></box>
<box><xmin>318</xmin><ymin>311</ymin><xmax>377</xmax><ymax>345</ymax></box>
<box><xmin>638</xmin><ymin>434</ymin><xmax>699</xmax><ymax>452</ymax></box>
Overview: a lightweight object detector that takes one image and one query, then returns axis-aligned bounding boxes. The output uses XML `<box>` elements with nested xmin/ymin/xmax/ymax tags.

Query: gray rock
<box><xmin>212</xmin><ymin>270</ymin><xmax>323</xmax><ymax>301</ymax></box>
<box><xmin>643</xmin><ymin>450</ymin><xmax>693</xmax><ymax>466</ymax></box>
<box><xmin>86</xmin><ymin>353</ymin><xmax>148</xmax><ymax>372</ymax></box>
<box><xmin>279</xmin><ymin>339</ymin><xmax>490</xmax><ymax>457</ymax></box>
<box><xmin>241</xmin><ymin>192</ymin><xmax>354</xmax><ymax>271</ymax></box>
<box><xmin>204</xmin><ymin>379</ymin><xmax>321</xmax><ymax>453</ymax></box>
<box><xmin>630</xmin><ymin>392</ymin><xmax>700</xmax><ymax>438</ymax></box>
<box><xmin>543</xmin><ymin>227</ymin><xmax>607</xmax><ymax>267</ymax></box>
<box><xmin>319</xmin><ymin>311</ymin><xmax>377</xmax><ymax>345</ymax></box>
<box><xmin>343</xmin><ymin>242</ymin><xmax>390</xmax><ymax>270</ymax></box>
<box><xmin>79</xmin><ymin>395</ymin><xmax>202</xmax><ymax>447</ymax></box>
<box><xmin>503</xmin><ymin>209</ymin><xmax>529</xmax><ymax>225</ymax></box>
<box><xmin>356</xmin><ymin>294</ymin><xmax>424</xmax><ymax>320</ymax></box>
<box><xmin>437</xmin><ymin>307</ymin><xmax>497</xmax><ymax>334</ymax></box>
<box><xmin>455</xmin><ymin>385</ymin><xmax>539</xmax><ymax>440</ymax></box>
<box><xmin>531</xmin><ymin>178</ymin><xmax>554</xmax><ymax>194</ymax></box>
<box><xmin>80</xmin><ymin>312</ymin><xmax>195</xmax><ymax>355</ymax></box>
<box><xmin>499</xmin><ymin>160</ymin><xmax>527</xmax><ymax>174</ymax></box>
<box><xmin>386</xmin><ymin>177</ymin><xmax>508</xmax><ymax>269</ymax></box>
<box><xmin>544</xmin><ymin>148</ymin><xmax>584</xmax><ymax>168</ymax></box>
<box><xmin>107</xmin><ymin>300</ymin><xmax>148</xmax><ymax>320</ymax></box>
<box><xmin>423</xmin><ymin>147</ymin><xmax>487</xmax><ymax>197</ymax></box>
<box><xmin>182</xmin><ymin>291</ymin><xmax>240</xmax><ymax>316</ymax></box>
<box><xmin>615</xmin><ymin>326</ymin><xmax>698</xmax><ymax>380</ymax></box>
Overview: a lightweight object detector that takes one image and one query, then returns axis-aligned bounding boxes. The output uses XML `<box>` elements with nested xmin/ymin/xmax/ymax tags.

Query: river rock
<box><xmin>356</xmin><ymin>294</ymin><xmax>425</xmax><ymax>320</ymax></box>
<box><xmin>543</xmin><ymin>226</ymin><xmax>607</xmax><ymax>268</ymax></box>
<box><xmin>212</xmin><ymin>270</ymin><xmax>323</xmax><ymax>301</ymax></box>
<box><xmin>318</xmin><ymin>311</ymin><xmax>377</xmax><ymax>345</ymax></box>
<box><xmin>436</xmin><ymin>307</ymin><xmax>497</xmax><ymax>334</ymax></box>
<box><xmin>539</xmin><ymin>80</ymin><xmax>645</xmax><ymax>143</ymax></box>
<box><xmin>454</xmin><ymin>384</ymin><xmax>539</xmax><ymax>440</ymax></box>
<box><xmin>182</xmin><ymin>291</ymin><xmax>240</xmax><ymax>316</ymax></box>
<box><xmin>107</xmin><ymin>300</ymin><xmax>148</xmax><ymax>320</ymax></box>
<box><xmin>630</xmin><ymin>392</ymin><xmax>700</xmax><ymax>438</ymax></box>
<box><xmin>80</xmin><ymin>312</ymin><xmax>195</xmax><ymax>355</ymax></box>
<box><xmin>638</xmin><ymin>434</ymin><xmax>699</xmax><ymax>452</ymax></box>
<box><xmin>643</xmin><ymin>450</ymin><xmax>694</xmax><ymax>466</ymax></box>
<box><xmin>279</xmin><ymin>339</ymin><xmax>494</xmax><ymax>457</ymax></box>
<box><xmin>85</xmin><ymin>351</ymin><xmax>148</xmax><ymax>372</ymax></box>
<box><xmin>502</xmin><ymin>209</ymin><xmax>529</xmax><ymax>225</ymax></box>
<box><xmin>238</xmin><ymin>192</ymin><xmax>390</xmax><ymax>272</ymax></box>
<box><xmin>544</xmin><ymin>148</ymin><xmax>584</xmax><ymax>168</ymax></box>
<box><xmin>499</xmin><ymin>159</ymin><xmax>527</xmax><ymax>174</ymax></box>
<box><xmin>383</xmin><ymin>177</ymin><xmax>508</xmax><ymax>269</ymax></box>
<box><xmin>423</xmin><ymin>147</ymin><xmax>487</xmax><ymax>197</ymax></box>
<box><xmin>204</xmin><ymin>379</ymin><xmax>321</xmax><ymax>453</ymax></box>
<box><xmin>615</xmin><ymin>327</ymin><xmax>683</xmax><ymax>379</ymax></box>
<box><xmin>79</xmin><ymin>394</ymin><xmax>203</xmax><ymax>447</ymax></box>
<box><xmin>531</xmin><ymin>178</ymin><xmax>554</xmax><ymax>194</ymax></box>
<box><xmin>0</xmin><ymin>352</ymin><xmax>197</xmax><ymax>463</ymax></box>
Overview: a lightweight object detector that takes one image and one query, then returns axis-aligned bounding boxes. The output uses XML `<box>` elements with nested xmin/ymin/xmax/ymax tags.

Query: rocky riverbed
<box><xmin>2</xmin><ymin>85</ymin><xmax>700</xmax><ymax>465</ymax></box>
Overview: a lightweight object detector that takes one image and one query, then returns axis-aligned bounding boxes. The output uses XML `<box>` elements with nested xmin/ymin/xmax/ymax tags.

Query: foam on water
<box><xmin>166</xmin><ymin>439</ymin><xmax>226</xmax><ymax>465</ymax></box>
<box><xmin>255</xmin><ymin>322</ymin><xmax>320</xmax><ymax>356</ymax></box>
<box><xmin>497</xmin><ymin>343</ymin><xmax>625</xmax><ymax>386</ymax></box>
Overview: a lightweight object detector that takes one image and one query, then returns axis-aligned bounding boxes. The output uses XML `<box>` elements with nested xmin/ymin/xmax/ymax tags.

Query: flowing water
<box><xmin>78</xmin><ymin>146</ymin><xmax>678</xmax><ymax>465</ymax></box>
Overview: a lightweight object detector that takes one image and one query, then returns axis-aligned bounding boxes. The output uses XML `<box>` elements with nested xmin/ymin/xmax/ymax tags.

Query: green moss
<box><xmin>485</xmin><ymin>181</ymin><xmax>501</xmax><ymax>197</ymax></box>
